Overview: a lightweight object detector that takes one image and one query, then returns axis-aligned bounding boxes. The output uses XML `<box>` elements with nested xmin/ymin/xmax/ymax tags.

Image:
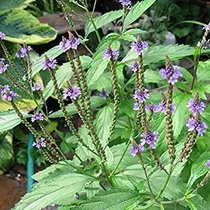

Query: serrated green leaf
<box><xmin>197</xmin><ymin>60</ymin><xmax>210</xmax><ymax>82</ymax></box>
<box><xmin>85</xmin><ymin>10</ymin><xmax>124</xmax><ymax>37</ymax></box>
<box><xmin>86</xmin><ymin>36</ymin><xmax>121</xmax><ymax>87</ymax></box>
<box><xmin>70</xmin><ymin>189</ymin><xmax>140</xmax><ymax>210</ymax></box>
<box><xmin>123</xmin><ymin>0</ymin><xmax>156</xmax><ymax>29</ymax></box>
<box><xmin>1</xmin><ymin>9</ymin><xmax>57</xmax><ymax>44</ymax></box>
<box><xmin>95</xmin><ymin>104</ymin><xmax>113</xmax><ymax>145</ymax></box>
<box><xmin>14</xmin><ymin>173</ymin><xmax>94</xmax><ymax>210</ymax></box>
<box><xmin>49</xmin><ymin>96</ymin><xmax>107</xmax><ymax>118</ymax></box>
<box><xmin>0</xmin><ymin>0</ymin><xmax>35</xmax><ymax>10</ymax></box>
<box><xmin>187</xmin><ymin>151</ymin><xmax>210</xmax><ymax>188</ymax></box>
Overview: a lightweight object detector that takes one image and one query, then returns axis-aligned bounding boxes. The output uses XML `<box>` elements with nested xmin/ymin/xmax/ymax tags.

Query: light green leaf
<box><xmin>14</xmin><ymin>173</ymin><xmax>94</xmax><ymax>210</ymax></box>
<box><xmin>197</xmin><ymin>60</ymin><xmax>210</xmax><ymax>82</ymax></box>
<box><xmin>49</xmin><ymin>96</ymin><xmax>107</xmax><ymax>118</ymax></box>
<box><xmin>0</xmin><ymin>132</ymin><xmax>14</xmax><ymax>172</ymax></box>
<box><xmin>85</xmin><ymin>10</ymin><xmax>123</xmax><ymax>37</ymax></box>
<box><xmin>187</xmin><ymin>151</ymin><xmax>210</xmax><ymax>188</ymax></box>
<box><xmin>123</xmin><ymin>0</ymin><xmax>156</xmax><ymax>29</ymax></box>
<box><xmin>2</xmin><ymin>9</ymin><xmax>57</xmax><ymax>44</ymax></box>
<box><xmin>70</xmin><ymin>189</ymin><xmax>140</xmax><ymax>210</ymax></box>
<box><xmin>43</xmin><ymin>56</ymin><xmax>92</xmax><ymax>99</ymax></box>
<box><xmin>0</xmin><ymin>0</ymin><xmax>35</xmax><ymax>10</ymax></box>
<box><xmin>95</xmin><ymin>104</ymin><xmax>113</xmax><ymax>145</ymax></box>
<box><xmin>86</xmin><ymin>35</ymin><xmax>120</xmax><ymax>87</ymax></box>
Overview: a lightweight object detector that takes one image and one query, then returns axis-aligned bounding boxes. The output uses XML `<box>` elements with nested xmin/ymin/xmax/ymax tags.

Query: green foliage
<box><xmin>0</xmin><ymin>0</ymin><xmax>34</xmax><ymax>10</ymax></box>
<box><xmin>0</xmin><ymin>132</ymin><xmax>14</xmax><ymax>173</ymax></box>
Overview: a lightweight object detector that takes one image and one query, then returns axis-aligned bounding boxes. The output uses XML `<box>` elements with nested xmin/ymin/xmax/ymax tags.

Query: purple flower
<box><xmin>63</xmin><ymin>86</ymin><xmax>81</xmax><ymax>100</ymax></box>
<box><xmin>119</xmin><ymin>0</ymin><xmax>131</xmax><ymax>6</ymax></box>
<box><xmin>131</xmin><ymin>40</ymin><xmax>148</xmax><ymax>55</ymax></box>
<box><xmin>186</xmin><ymin>117</ymin><xmax>208</xmax><ymax>136</ymax></box>
<box><xmin>99</xmin><ymin>90</ymin><xmax>109</xmax><ymax>99</ymax></box>
<box><xmin>0</xmin><ymin>32</ymin><xmax>5</xmax><ymax>40</ymax></box>
<box><xmin>130</xmin><ymin>144</ymin><xmax>145</xmax><ymax>157</ymax></box>
<box><xmin>134</xmin><ymin>89</ymin><xmax>149</xmax><ymax>103</ymax></box>
<box><xmin>203</xmin><ymin>23</ymin><xmax>210</xmax><ymax>31</ymax></box>
<box><xmin>42</xmin><ymin>57</ymin><xmax>57</xmax><ymax>70</ymax></box>
<box><xmin>0</xmin><ymin>58</ymin><xmax>9</xmax><ymax>74</ymax></box>
<box><xmin>141</xmin><ymin>131</ymin><xmax>159</xmax><ymax>149</ymax></box>
<box><xmin>31</xmin><ymin>83</ymin><xmax>42</xmax><ymax>92</ymax></box>
<box><xmin>206</xmin><ymin>160</ymin><xmax>210</xmax><ymax>168</ymax></box>
<box><xmin>33</xmin><ymin>137</ymin><xmax>46</xmax><ymax>149</ymax></box>
<box><xmin>103</xmin><ymin>48</ymin><xmax>119</xmax><ymax>61</ymax></box>
<box><xmin>129</xmin><ymin>61</ymin><xmax>139</xmax><ymax>72</ymax></box>
<box><xmin>145</xmin><ymin>103</ymin><xmax>160</xmax><ymax>113</ymax></box>
<box><xmin>16</xmin><ymin>45</ymin><xmax>32</xmax><ymax>58</ymax></box>
<box><xmin>187</xmin><ymin>98</ymin><xmax>205</xmax><ymax>116</ymax></box>
<box><xmin>157</xmin><ymin>100</ymin><xmax>176</xmax><ymax>114</ymax></box>
<box><xmin>133</xmin><ymin>102</ymin><xmax>140</xmax><ymax>111</ymax></box>
<box><xmin>0</xmin><ymin>85</ymin><xmax>17</xmax><ymax>101</ymax></box>
<box><xmin>59</xmin><ymin>36</ymin><xmax>81</xmax><ymax>52</ymax></box>
<box><xmin>31</xmin><ymin>112</ymin><xmax>44</xmax><ymax>122</ymax></box>
<box><xmin>160</xmin><ymin>65</ymin><xmax>182</xmax><ymax>85</ymax></box>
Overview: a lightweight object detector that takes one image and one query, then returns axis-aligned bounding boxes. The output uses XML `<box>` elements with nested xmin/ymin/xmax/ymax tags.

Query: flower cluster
<box><xmin>203</xmin><ymin>23</ymin><xmax>210</xmax><ymax>31</ymax></box>
<box><xmin>130</xmin><ymin>131</ymin><xmax>159</xmax><ymax>156</ymax></box>
<box><xmin>119</xmin><ymin>0</ymin><xmax>131</xmax><ymax>6</ymax></box>
<box><xmin>129</xmin><ymin>61</ymin><xmax>139</xmax><ymax>72</ymax></box>
<box><xmin>134</xmin><ymin>89</ymin><xmax>149</xmax><ymax>103</ymax></box>
<box><xmin>42</xmin><ymin>57</ymin><xmax>57</xmax><ymax>70</ymax></box>
<box><xmin>186</xmin><ymin>117</ymin><xmax>207</xmax><ymax>136</ymax></box>
<box><xmin>60</xmin><ymin>35</ymin><xmax>81</xmax><ymax>52</ymax></box>
<box><xmin>31</xmin><ymin>83</ymin><xmax>42</xmax><ymax>92</ymax></box>
<box><xmin>160</xmin><ymin>65</ymin><xmax>182</xmax><ymax>85</ymax></box>
<box><xmin>0</xmin><ymin>58</ymin><xmax>9</xmax><ymax>74</ymax></box>
<box><xmin>187</xmin><ymin>98</ymin><xmax>205</xmax><ymax>116</ymax></box>
<box><xmin>0</xmin><ymin>85</ymin><xmax>17</xmax><ymax>101</ymax></box>
<box><xmin>63</xmin><ymin>86</ymin><xmax>81</xmax><ymax>100</ymax></box>
<box><xmin>131</xmin><ymin>40</ymin><xmax>148</xmax><ymax>55</ymax></box>
<box><xmin>16</xmin><ymin>45</ymin><xmax>32</xmax><ymax>58</ymax></box>
<box><xmin>206</xmin><ymin>160</ymin><xmax>210</xmax><ymax>168</ymax></box>
<box><xmin>99</xmin><ymin>90</ymin><xmax>109</xmax><ymax>99</ymax></box>
<box><xmin>103</xmin><ymin>48</ymin><xmax>119</xmax><ymax>61</ymax></box>
<box><xmin>0</xmin><ymin>32</ymin><xmax>5</xmax><ymax>40</ymax></box>
<box><xmin>31</xmin><ymin>112</ymin><xmax>44</xmax><ymax>122</ymax></box>
<box><xmin>33</xmin><ymin>137</ymin><xmax>46</xmax><ymax>149</ymax></box>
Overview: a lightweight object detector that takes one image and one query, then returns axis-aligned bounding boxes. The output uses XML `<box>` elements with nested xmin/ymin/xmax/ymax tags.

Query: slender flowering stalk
<box><xmin>104</xmin><ymin>47</ymin><xmax>120</xmax><ymax>143</ymax></box>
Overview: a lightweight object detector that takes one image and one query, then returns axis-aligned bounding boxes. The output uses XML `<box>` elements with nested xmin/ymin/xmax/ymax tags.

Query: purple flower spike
<box><xmin>99</xmin><ymin>90</ymin><xmax>109</xmax><ymax>99</ymax></box>
<box><xmin>133</xmin><ymin>102</ymin><xmax>140</xmax><ymax>111</ymax></box>
<box><xmin>129</xmin><ymin>61</ymin><xmax>139</xmax><ymax>72</ymax></box>
<box><xmin>0</xmin><ymin>85</ymin><xmax>17</xmax><ymax>101</ymax></box>
<box><xmin>187</xmin><ymin>98</ymin><xmax>205</xmax><ymax>116</ymax></box>
<box><xmin>16</xmin><ymin>45</ymin><xmax>32</xmax><ymax>58</ymax></box>
<box><xmin>0</xmin><ymin>58</ymin><xmax>9</xmax><ymax>74</ymax></box>
<box><xmin>31</xmin><ymin>112</ymin><xmax>44</xmax><ymax>122</ymax></box>
<box><xmin>59</xmin><ymin>36</ymin><xmax>81</xmax><ymax>52</ymax></box>
<box><xmin>131</xmin><ymin>40</ymin><xmax>148</xmax><ymax>55</ymax></box>
<box><xmin>157</xmin><ymin>100</ymin><xmax>176</xmax><ymax>114</ymax></box>
<box><xmin>119</xmin><ymin>0</ymin><xmax>131</xmax><ymax>6</ymax></box>
<box><xmin>160</xmin><ymin>65</ymin><xmax>182</xmax><ymax>85</ymax></box>
<box><xmin>206</xmin><ymin>160</ymin><xmax>210</xmax><ymax>168</ymax></box>
<box><xmin>145</xmin><ymin>103</ymin><xmax>160</xmax><ymax>113</ymax></box>
<box><xmin>186</xmin><ymin>117</ymin><xmax>208</xmax><ymax>136</ymax></box>
<box><xmin>130</xmin><ymin>144</ymin><xmax>145</xmax><ymax>157</ymax></box>
<box><xmin>0</xmin><ymin>32</ymin><xmax>5</xmax><ymax>40</ymax></box>
<box><xmin>141</xmin><ymin>131</ymin><xmax>159</xmax><ymax>149</ymax></box>
<box><xmin>103</xmin><ymin>48</ymin><xmax>119</xmax><ymax>61</ymax></box>
<box><xmin>42</xmin><ymin>57</ymin><xmax>57</xmax><ymax>70</ymax></box>
<box><xmin>203</xmin><ymin>23</ymin><xmax>210</xmax><ymax>31</ymax></box>
<box><xmin>134</xmin><ymin>89</ymin><xmax>149</xmax><ymax>103</ymax></box>
<box><xmin>33</xmin><ymin>137</ymin><xmax>46</xmax><ymax>149</ymax></box>
<box><xmin>31</xmin><ymin>83</ymin><xmax>42</xmax><ymax>92</ymax></box>
<box><xmin>63</xmin><ymin>86</ymin><xmax>81</xmax><ymax>100</ymax></box>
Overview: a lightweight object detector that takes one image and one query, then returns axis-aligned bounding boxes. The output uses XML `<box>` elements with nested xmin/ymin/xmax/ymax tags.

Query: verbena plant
<box><xmin>0</xmin><ymin>0</ymin><xmax>210</xmax><ymax>209</ymax></box>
